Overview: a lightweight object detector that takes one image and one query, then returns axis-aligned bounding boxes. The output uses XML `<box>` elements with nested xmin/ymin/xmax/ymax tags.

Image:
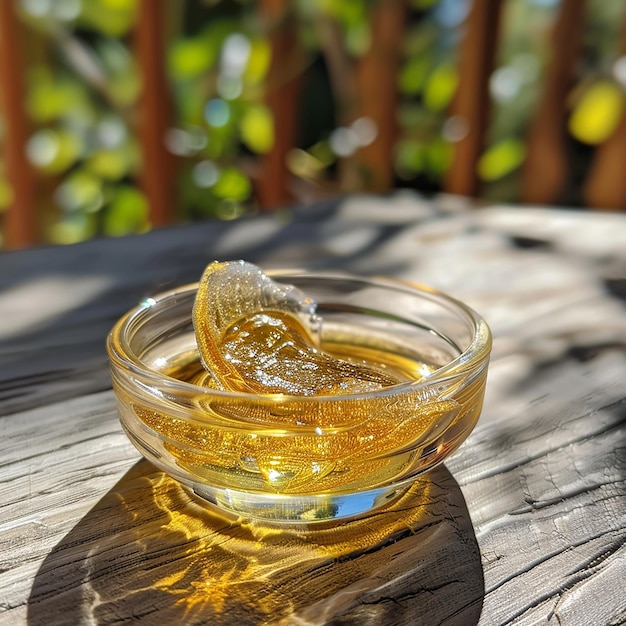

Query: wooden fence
<box><xmin>1</xmin><ymin>0</ymin><xmax>625</xmax><ymax>249</ymax></box>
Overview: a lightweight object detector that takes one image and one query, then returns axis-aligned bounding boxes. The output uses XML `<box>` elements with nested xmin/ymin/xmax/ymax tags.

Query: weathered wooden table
<box><xmin>1</xmin><ymin>193</ymin><xmax>625</xmax><ymax>625</ymax></box>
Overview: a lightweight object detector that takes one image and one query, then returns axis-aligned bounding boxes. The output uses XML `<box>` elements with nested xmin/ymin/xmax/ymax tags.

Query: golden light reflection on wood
<box><xmin>141</xmin><ymin>468</ymin><xmax>435</xmax><ymax>620</ymax></box>
<box><xmin>27</xmin><ymin>460</ymin><xmax>483</xmax><ymax>625</ymax></box>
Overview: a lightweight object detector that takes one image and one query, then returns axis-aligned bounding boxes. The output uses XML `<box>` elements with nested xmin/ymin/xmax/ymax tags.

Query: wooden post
<box><xmin>583</xmin><ymin>16</ymin><xmax>626</xmax><ymax>211</ymax></box>
<box><xmin>257</xmin><ymin>0</ymin><xmax>300</xmax><ymax>210</ymax></box>
<box><xmin>0</xmin><ymin>0</ymin><xmax>38</xmax><ymax>249</ymax></box>
<box><xmin>354</xmin><ymin>0</ymin><xmax>406</xmax><ymax>193</ymax></box>
<box><xmin>521</xmin><ymin>0</ymin><xmax>586</xmax><ymax>206</ymax></box>
<box><xmin>445</xmin><ymin>0</ymin><xmax>503</xmax><ymax>198</ymax></box>
<box><xmin>134</xmin><ymin>0</ymin><xmax>174</xmax><ymax>227</ymax></box>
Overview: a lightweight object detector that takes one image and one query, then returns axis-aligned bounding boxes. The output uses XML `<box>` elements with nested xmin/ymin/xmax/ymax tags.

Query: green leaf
<box><xmin>319</xmin><ymin>0</ymin><xmax>365</xmax><ymax>25</ymax></box>
<box><xmin>286</xmin><ymin>148</ymin><xmax>325</xmax><ymax>178</ymax></box>
<box><xmin>345</xmin><ymin>22</ymin><xmax>371</xmax><ymax>56</ymax></box>
<box><xmin>213</xmin><ymin>168</ymin><xmax>251</xmax><ymax>201</ymax></box>
<box><xmin>423</xmin><ymin>64</ymin><xmax>458</xmax><ymax>111</ymax></box>
<box><xmin>399</xmin><ymin>57</ymin><xmax>430</xmax><ymax>95</ymax></box>
<box><xmin>477</xmin><ymin>138</ymin><xmax>525</xmax><ymax>181</ymax></box>
<box><xmin>175</xmin><ymin>83</ymin><xmax>208</xmax><ymax>125</ymax></box>
<box><xmin>309</xmin><ymin>140</ymin><xmax>335</xmax><ymax>166</ymax></box>
<box><xmin>77</xmin><ymin>0</ymin><xmax>138</xmax><ymax>36</ymax></box>
<box><xmin>48</xmin><ymin>213</ymin><xmax>97</xmax><ymax>245</ymax></box>
<box><xmin>103</xmin><ymin>186</ymin><xmax>149</xmax><ymax>236</ymax></box>
<box><xmin>56</xmin><ymin>170</ymin><xmax>103</xmax><ymax>212</ymax></box>
<box><xmin>395</xmin><ymin>140</ymin><xmax>425</xmax><ymax>177</ymax></box>
<box><xmin>424</xmin><ymin>138</ymin><xmax>453</xmax><ymax>177</ymax></box>
<box><xmin>93</xmin><ymin>39</ymin><xmax>140</xmax><ymax>106</ymax></box>
<box><xmin>27</xmin><ymin>70</ymin><xmax>93</xmax><ymax>124</ymax></box>
<box><xmin>240</xmin><ymin>104</ymin><xmax>274</xmax><ymax>154</ymax></box>
<box><xmin>100</xmin><ymin>0</ymin><xmax>136</xmax><ymax>8</ymax></box>
<box><xmin>410</xmin><ymin>0</ymin><xmax>440</xmax><ymax>9</ymax></box>
<box><xmin>109</xmin><ymin>73</ymin><xmax>141</xmax><ymax>106</ymax></box>
<box><xmin>169</xmin><ymin>38</ymin><xmax>216</xmax><ymax>80</ymax></box>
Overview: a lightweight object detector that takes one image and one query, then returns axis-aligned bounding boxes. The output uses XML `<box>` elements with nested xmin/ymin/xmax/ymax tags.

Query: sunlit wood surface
<box><xmin>1</xmin><ymin>194</ymin><xmax>625</xmax><ymax>625</ymax></box>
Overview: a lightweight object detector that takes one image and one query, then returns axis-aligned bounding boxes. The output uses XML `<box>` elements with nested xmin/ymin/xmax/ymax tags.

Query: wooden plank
<box><xmin>0</xmin><ymin>0</ymin><xmax>38</xmax><ymax>249</ymax></box>
<box><xmin>353</xmin><ymin>0</ymin><xmax>406</xmax><ymax>193</ymax></box>
<box><xmin>583</xmin><ymin>15</ymin><xmax>626</xmax><ymax>211</ymax></box>
<box><xmin>133</xmin><ymin>0</ymin><xmax>174</xmax><ymax>227</ymax></box>
<box><xmin>445</xmin><ymin>0</ymin><xmax>503</xmax><ymax>198</ymax></box>
<box><xmin>314</xmin><ymin>2</ymin><xmax>405</xmax><ymax>193</ymax></box>
<box><xmin>451</xmin><ymin>352</ymin><xmax>626</xmax><ymax>626</ymax></box>
<box><xmin>521</xmin><ymin>0</ymin><xmax>586</xmax><ymax>205</ymax></box>
<box><xmin>256</xmin><ymin>0</ymin><xmax>299</xmax><ymax>210</ymax></box>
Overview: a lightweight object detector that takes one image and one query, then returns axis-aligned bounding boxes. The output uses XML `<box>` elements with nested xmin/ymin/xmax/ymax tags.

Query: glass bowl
<box><xmin>107</xmin><ymin>271</ymin><xmax>492</xmax><ymax>524</ymax></box>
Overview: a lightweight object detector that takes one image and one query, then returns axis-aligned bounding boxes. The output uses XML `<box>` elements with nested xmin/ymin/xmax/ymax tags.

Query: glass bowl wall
<box><xmin>107</xmin><ymin>272</ymin><xmax>492</xmax><ymax>523</ymax></box>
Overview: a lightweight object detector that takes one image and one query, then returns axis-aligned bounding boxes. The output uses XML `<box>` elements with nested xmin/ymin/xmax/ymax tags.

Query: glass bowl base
<box><xmin>189</xmin><ymin>481</ymin><xmax>412</xmax><ymax>524</ymax></box>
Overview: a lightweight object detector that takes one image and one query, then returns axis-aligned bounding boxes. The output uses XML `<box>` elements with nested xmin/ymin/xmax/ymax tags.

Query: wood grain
<box><xmin>1</xmin><ymin>193</ymin><xmax>625</xmax><ymax>624</ymax></box>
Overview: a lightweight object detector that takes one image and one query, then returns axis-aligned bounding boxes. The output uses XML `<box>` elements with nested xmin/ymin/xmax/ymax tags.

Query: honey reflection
<box><xmin>28</xmin><ymin>461</ymin><xmax>484</xmax><ymax>625</ymax></box>
<box><xmin>145</xmin><ymin>474</ymin><xmax>433</xmax><ymax>620</ymax></box>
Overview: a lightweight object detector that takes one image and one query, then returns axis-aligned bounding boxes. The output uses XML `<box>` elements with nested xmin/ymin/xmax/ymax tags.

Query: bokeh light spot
<box><xmin>27</xmin><ymin>130</ymin><xmax>60</xmax><ymax>167</ymax></box>
<box><xmin>612</xmin><ymin>56</ymin><xmax>626</xmax><ymax>89</ymax></box>
<box><xmin>351</xmin><ymin>117</ymin><xmax>378</xmax><ymax>147</ymax></box>
<box><xmin>490</xmin><ymin>66</ymin><xmax>523</xmax><ymax>102</ymax></box>
<box><xmin>205</xmin><ymin>99</ymin><xmax>230</xmax><ymax>128</ymax></box>
<box><xmin>329</xmin><ymin>127</ymin><xmax>359</xmax><ymax>157</ymax></box>
<box><xmin>221</xmin><ymin>33</ymin><xmax>251</xmax><ymax>76</ymax></box>
<box><xmin>21</xmin><ymin>0</ymin><xmax>51</xmax><ymax>17</ymax></box>
<box><xmin>569</xmin><ymin>81</ymin><xmax>624</xmax><ymax>145</ymax></box>
<box><xmin>192</xmin><ymin>161</ymin><xmax>220</xmax><ymax>188</ymax></box>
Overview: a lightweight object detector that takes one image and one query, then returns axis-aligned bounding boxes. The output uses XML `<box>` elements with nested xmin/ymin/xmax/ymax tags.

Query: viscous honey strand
<box><xmin>219</xmin><ymin>312</ymin><xmax>400</xmax><ymax>396</ymax></box>
<box><xmin>193</xmin><ymin>261</ymin><xmax>402</xmax><ymax>396</ymax></box>
<box><xmin>193</xmin><ymin>261</ymin><xmax>321</xmax><ymax>394</ymax></box>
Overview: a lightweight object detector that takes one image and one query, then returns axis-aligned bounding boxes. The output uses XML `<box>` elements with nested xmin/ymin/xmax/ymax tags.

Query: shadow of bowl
<box><xmin>27</xmin><ymin>460</ymin><xmax>483</xmax><ymax>625</ymax></box>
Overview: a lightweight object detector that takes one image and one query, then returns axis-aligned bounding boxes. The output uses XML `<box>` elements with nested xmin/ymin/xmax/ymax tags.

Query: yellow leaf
<box><xmin>477</xmin><ymin>139</ymin><xmax>525</xmax><ymax>181</ymax></box>
<box><xmin>101</xmin><ymin>0</ymin><xmax>136</xmax><ymax>8</ymax></box>
<box><xmin>569</xmin><ymin>80</ymin><xmax>624</xmax><ymax>145</ymax></box>
<box><xmin>0</xmin><ymin>179</ymin><xmax>13</xmax><ymax>210</ymax></box>
<box><xmin>244</xmin><ymin>39</ymin><xmax>271</xmax><ymax>84</ymax></box>
<box><xmin>240</xmin><ymin>105</ymin><xmax>274</xmax><ymax>154</ymax></box>
<box><xmin>213</xmin><ymin>168</ymin><xmax>251</xmax><ymax>201</ymax></box>
<box><xmin>169</xmin><ymin>38</ymin><xmax>216</xmax><ymax>80</ymax></box>
<box><xmin>104</xmin><ymin>187</ymin><xmax>149</xmax><ymax>236</ymax></box>
<box><xmin>48</xmin><ymin>214</ymin><xmax>97</xmax><ymax>245</ymax></box>
<box><xmin>87</xmin><ymin>148</ymin><xmax>129</xmax><ymax>180</ymax></box>
<box><xmin>423</xmin><ymin>64</ymin><xmax>458</xmax><ymax>111</ymax></box>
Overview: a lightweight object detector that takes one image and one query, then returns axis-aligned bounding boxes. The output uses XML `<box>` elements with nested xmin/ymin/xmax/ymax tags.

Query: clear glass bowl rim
<box><xmin>107</xmin><ymin>270</ymin><xmax>492</xmax><ymax>403</ymax></box>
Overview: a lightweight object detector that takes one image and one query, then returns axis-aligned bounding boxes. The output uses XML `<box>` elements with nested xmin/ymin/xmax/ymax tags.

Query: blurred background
<box><xmin>1</xmin><ymin>0</ymin><xmax>625</xmax><ymax>249</ymax></box>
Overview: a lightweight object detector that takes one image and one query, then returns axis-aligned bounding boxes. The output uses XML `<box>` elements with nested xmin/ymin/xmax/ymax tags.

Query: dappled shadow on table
<box><xmin>27</xmin><ymin>460</ymin><xmax>483</xmax><ymax>625</ymax></box>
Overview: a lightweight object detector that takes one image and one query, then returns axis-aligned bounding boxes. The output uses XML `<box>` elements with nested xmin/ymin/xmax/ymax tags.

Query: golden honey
<box><xmin>124</xmin><ymin>328</ymin><xmax>479</xmax><ymax>498</ymax></box>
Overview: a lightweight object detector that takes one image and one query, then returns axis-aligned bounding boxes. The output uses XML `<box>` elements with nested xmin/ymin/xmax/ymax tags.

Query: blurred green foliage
<box><xmin>1</xmin><ymin>0</ymin><xmax>626</xmax><ymax>247</ymax></box>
